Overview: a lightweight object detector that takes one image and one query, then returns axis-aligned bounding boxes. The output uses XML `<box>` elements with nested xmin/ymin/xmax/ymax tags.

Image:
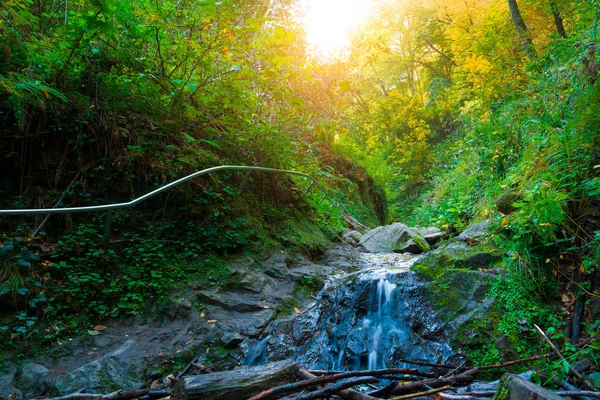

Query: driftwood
<box><xmin>171</xmin><ymin>359</ymin><xmax>299</xmax><ymax>400</ymax></box>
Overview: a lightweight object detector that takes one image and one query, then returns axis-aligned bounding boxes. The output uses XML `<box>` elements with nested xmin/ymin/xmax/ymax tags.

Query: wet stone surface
<box><xmin>242</xmin><ymin>252</ymin><xmax>461</xmax><ymax>371</ymax></box>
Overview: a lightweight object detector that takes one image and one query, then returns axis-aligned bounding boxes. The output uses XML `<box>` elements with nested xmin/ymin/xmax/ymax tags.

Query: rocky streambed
<box><xmin>1</xmin><ymin>220</ymin><xmax>504</xmax><ymax>399</ymax></box>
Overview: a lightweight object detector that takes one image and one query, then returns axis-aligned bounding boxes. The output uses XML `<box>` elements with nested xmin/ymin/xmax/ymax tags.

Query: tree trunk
<box><xmin>550</xmin><ymin>0</ymin><xmax>567</xmax><ymax>38</ymax></box>
<box><xmin>507</xmin><ymin>0</ymin><xmax>536</xmax><ymax>60</ymax></box>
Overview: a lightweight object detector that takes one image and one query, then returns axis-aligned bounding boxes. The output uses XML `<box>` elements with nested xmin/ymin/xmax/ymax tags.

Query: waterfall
<box><xmin>243</xmin><ymin>252</ymin><xmax>455</xmax><ymax>371</ymax></box>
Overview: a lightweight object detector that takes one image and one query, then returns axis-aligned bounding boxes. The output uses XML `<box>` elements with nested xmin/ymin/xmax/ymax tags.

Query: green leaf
<box><xmin>589</xmin><ymin>372</ymin><xmax>600</xmax><ymax>387</ymax></box>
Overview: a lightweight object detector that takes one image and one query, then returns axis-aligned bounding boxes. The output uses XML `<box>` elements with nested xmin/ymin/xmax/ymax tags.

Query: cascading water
<box><xmin>243</xmin><ymin>252</ymin><xmax>457</xmax><ymax>370</ymax></box>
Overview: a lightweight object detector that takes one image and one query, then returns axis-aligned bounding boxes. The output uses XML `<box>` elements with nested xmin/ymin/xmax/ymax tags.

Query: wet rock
<box><xmin>456</xmin><ymin>220</ymin><xmax>490</xmax><ymax>242</ymax></box>
<box><xmin>55</xmin><ymin>340</ymin><xmax>143</xmax><ymax>395</ymax></box>
<box><xmin>262</xmin><ymin>253</ymin><xmax>291</xmax><ymax>278</ymax></box>
<box><xmin>20</xmin><ymin>363</ymin><xmax>51</xmax><ymax>398</ymax></box>
<box><xmin>495</xmin><ymin>373</ymin><xmax>563</xmax><ymax>400</ymax></box>
<box><xmin>0</xmin><ymin>363</ymin><xmax>22</xmax><ymax>400</ymax></box>
<box><xmin>226</xmin><ymin>257</ymin><xmax>269</xmax><ymax>293</ymax></box>
<box><xmin>197</xmin><ymin>290</ymin><xmax>272</xmax><ymax>312</ymax></box>
<box><xmin>166</xmin><ymin>296</ymin><xmax>194</xmax><ymax>320</ymax></box>
<box><xmin>360</xmin><ymin>223</ymin><xmax>430</xmax><ymax>254</ymax></box>
<box><xmin>221</xmin><ymin>332</ymin><xmax>244</xmax><ymax>348</ymax></box>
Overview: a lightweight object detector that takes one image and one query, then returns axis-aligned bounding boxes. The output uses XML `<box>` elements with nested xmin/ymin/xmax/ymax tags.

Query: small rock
<box><xmin>20</xmin><ymin>363</ymin><xmax>51</xmax><ymax>398</ymax></box>
<box><xmin>495</xmin><ymin>373</ymin><xmax>563</xmax><ymax>400</ymax></box>
<box><xmin>496</xmin><ymin>189</ymin><xmax>523</xmax><ymax>215</ymax></box>
<box><xmin>221</xmin><ymin>332</ymin><xmax>244</xmax><ymax>348</ymax></box>
<box><xmin>456</xmin><ymin>220</ymin><xmax>490</xmax><ymax>242</ymax></box>
<box><xmin>417</xmin><ymin>227</ymin><xmax>443</xmax><ymax>245</ymax></box>
<box><xmin>343</xmin><ymin>230</ymin><xmax>363</xmax><ymax>245</ymax></box>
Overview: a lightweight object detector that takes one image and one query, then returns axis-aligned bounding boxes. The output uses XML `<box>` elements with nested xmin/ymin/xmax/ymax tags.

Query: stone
<box><xmin>0</xmin><ymin>363</ymin><xmax>22</xmax><ymax>400</ymax></box>
<box><xmin>456</xmin><ymin>220</ymin><xmax>490</xmax><ymax>242</ymax></box>
<box><xmin>442</xmin><ymin>241</ymin><xmax>499</xmax><ymax>269</ymax></box>
<box><xmin>359</xmin><ymin>223</ymin><xmax>430</xmax><ymax>254</ymax></box>
<box><xmin>494</xmin><ymin>373</ymin><xmax>563</xmax><ymax>400</ymax></box>
<box><xmin>461</xmin><ymin>371</ymin><xmax>534</xmax><ymax>394</ymax></box>
<box><xmin>496</xmin><ymin>190</ymin><xmax>523</xmax><ymax>215</ymax></box>
<box><xmin>20</xmin><ymin>363</ymin><xmax>51</xmax><ymax>398</ymax></box>
<box><xmin>197</xmin><ymin>290</ymin><xmax>273</xmax><ymax>312</ymax></box>
<box><xmin>417</xmin><ymin>226</ymin><xmax>443</xmax><ymax>245</ymax></box>
<box><xmin>55</xmin><ymin>340</ymin><xmax>143</xmax><ymax>395</ymax></box>
<box><xmin>343</xmin><ymin>230</ymin><xmax>363</xmax><ymax>245</ymax></box>
<box><xmin>221</xmin><ymin>332</ymin><xmax>244</xmax><ymax>348</ymax></box>
<box><xmin>414</xmin><ymin>240</ymin><xmax>501</xmax><ymax>274</ymax></box>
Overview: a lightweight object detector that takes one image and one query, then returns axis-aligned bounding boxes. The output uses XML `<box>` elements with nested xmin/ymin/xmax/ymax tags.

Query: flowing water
<box><xmin>243</xmin><ymin>252</ymin><xmax>458</xmax><ymax>370</ymax></box>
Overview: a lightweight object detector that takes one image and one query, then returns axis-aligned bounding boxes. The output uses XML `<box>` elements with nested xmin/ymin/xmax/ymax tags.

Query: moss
<box><xmin>275</xmin><ymin>274</ymin><xmax>325</xmax><ymax>317</ymax></box>
<box><xmin>493</xmin><ymin>376</ymin><xmax>510</xmax><ymax>400</ymax></box>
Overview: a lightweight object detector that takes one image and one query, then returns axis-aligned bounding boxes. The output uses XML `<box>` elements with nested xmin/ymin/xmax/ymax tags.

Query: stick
<box><xmin>47</xmin><ymin>388</ymin><xmax>171</xmax><ymax>400</ymax></box>
<box><xmin>305</xmin><ymin>368</ymin><xmax>435</xmax><ymax>379</ymax></box>
<box><xmin>293</xmin><ymin>377</ymin><xmax>380</xmax><ymax>400</ymax></box>
<box><xmin>394</xmin><ymin>358</ymin><xmax>459</xmax><ymax>370</ymax></box>
<box><xmin>296</xmin><ymin>366</ymin><xmax>379</xmax><ymax>400</ymax></box>
<box><xmin>438</xmin><ymin>392</ymin><xmax>497</xmax><ymax>399</ymax></box>
<box><xmin>534</xmin><ymin>324</ymin><xmax>599</xmax><ymax>391</ymax></box>
<box><xmin>555</xmin><ymin>392</ymin><xmax>600</xmax><ymax>399</ymax></box>
<box><xmin>390</xmin><ymin>385</ymin><xmax>452</xmax><ymax>399</ymax></box>
<box><xmin>389</xmin><ymin>368</ymin><xmax>479</xmax><ymax>396</ymax></box>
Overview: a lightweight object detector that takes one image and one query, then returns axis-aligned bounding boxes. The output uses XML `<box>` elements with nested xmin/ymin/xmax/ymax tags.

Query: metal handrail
<box><xmin>0</xmin><ymin>165</ymin><xmax>343</xmax><ymax>215</ymax></box>
<box><xmin>0</xmin><ymin>165</ymin><xmax>349</xmax><ymax>246</ymax></box>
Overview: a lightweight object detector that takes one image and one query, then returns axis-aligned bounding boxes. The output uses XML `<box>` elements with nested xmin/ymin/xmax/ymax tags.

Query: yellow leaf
<box><xmin>176</xmin><ymin>349</ymin><xmax>182</xmax><ymax>354</ymax></box>
<box><xmin>200</xmin><ymin>312</ymin><xmax>205</xmax><ymax>318</ymax></box>
<box><xmin>294</xmin><ymin>307</ymin><xmax>301</xmax><ymax>314</ymax></box>
<box><xmin>93</xmin><ymin>325</ymin><xmax>107</xmax><ymax>331</ymax></box>
<box><xmin>207</xmin><ymin>319</ymin><xmax>217</xmax><ymax>323</ymax></box>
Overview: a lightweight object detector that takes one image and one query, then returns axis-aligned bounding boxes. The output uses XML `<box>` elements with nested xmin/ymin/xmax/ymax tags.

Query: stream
<box><xmin>243</xmin><ymin>252</ymin><xmax>458</xmax><ymax>370</ymax></box>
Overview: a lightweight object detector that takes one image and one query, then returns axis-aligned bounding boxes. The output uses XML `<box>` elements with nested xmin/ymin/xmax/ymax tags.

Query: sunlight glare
<box><xmin>302</xmin><ymin>0</ymin><xmax>377</xmax><ymax>57</ymax></box>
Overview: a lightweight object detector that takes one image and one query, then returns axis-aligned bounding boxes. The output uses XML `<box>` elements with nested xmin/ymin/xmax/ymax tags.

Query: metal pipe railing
<box><xmin>0</xmin><ymin>165</ymin><xmax>348</xmax><ymax>245</ymax></box>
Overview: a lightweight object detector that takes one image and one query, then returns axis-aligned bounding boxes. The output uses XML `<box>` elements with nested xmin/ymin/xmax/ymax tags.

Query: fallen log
<box><xmin>171</xmin><ymin>359</ymin><xmax>299</xmax><ymax>400</ymax></box>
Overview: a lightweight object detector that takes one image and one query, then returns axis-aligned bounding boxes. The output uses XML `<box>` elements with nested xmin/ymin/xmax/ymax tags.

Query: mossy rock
<box><xmin>495</xmin><ymin>190</ymin><xmax>523</xmax><ymax>215</ymax></box>
<box><xmin>413</xmin><ymin>240</ymin><xmax>501</xmax><ymax>282</ymax></box>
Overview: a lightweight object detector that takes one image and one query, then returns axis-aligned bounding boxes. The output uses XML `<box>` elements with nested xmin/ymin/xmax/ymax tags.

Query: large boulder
<box><xmin>359</xmin><ymin>223</ymin><xmax>430</xmax><ymax>254</ymax></box>
<box><xmin>55</xmin><ymin>340</ymin><xmax>144</xmax><ymax>395</ymax></box>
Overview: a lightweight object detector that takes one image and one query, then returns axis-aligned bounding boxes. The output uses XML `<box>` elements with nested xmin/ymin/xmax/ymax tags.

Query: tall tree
<box><xmin>507</xmin><ymin>0</ymin><xmax>537</xmax><ymax>59</ymax></box>
<box><xmin>549</xmin><ymin>0</ymin><xmax>567</xmax><ymax>38</ymax></box>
